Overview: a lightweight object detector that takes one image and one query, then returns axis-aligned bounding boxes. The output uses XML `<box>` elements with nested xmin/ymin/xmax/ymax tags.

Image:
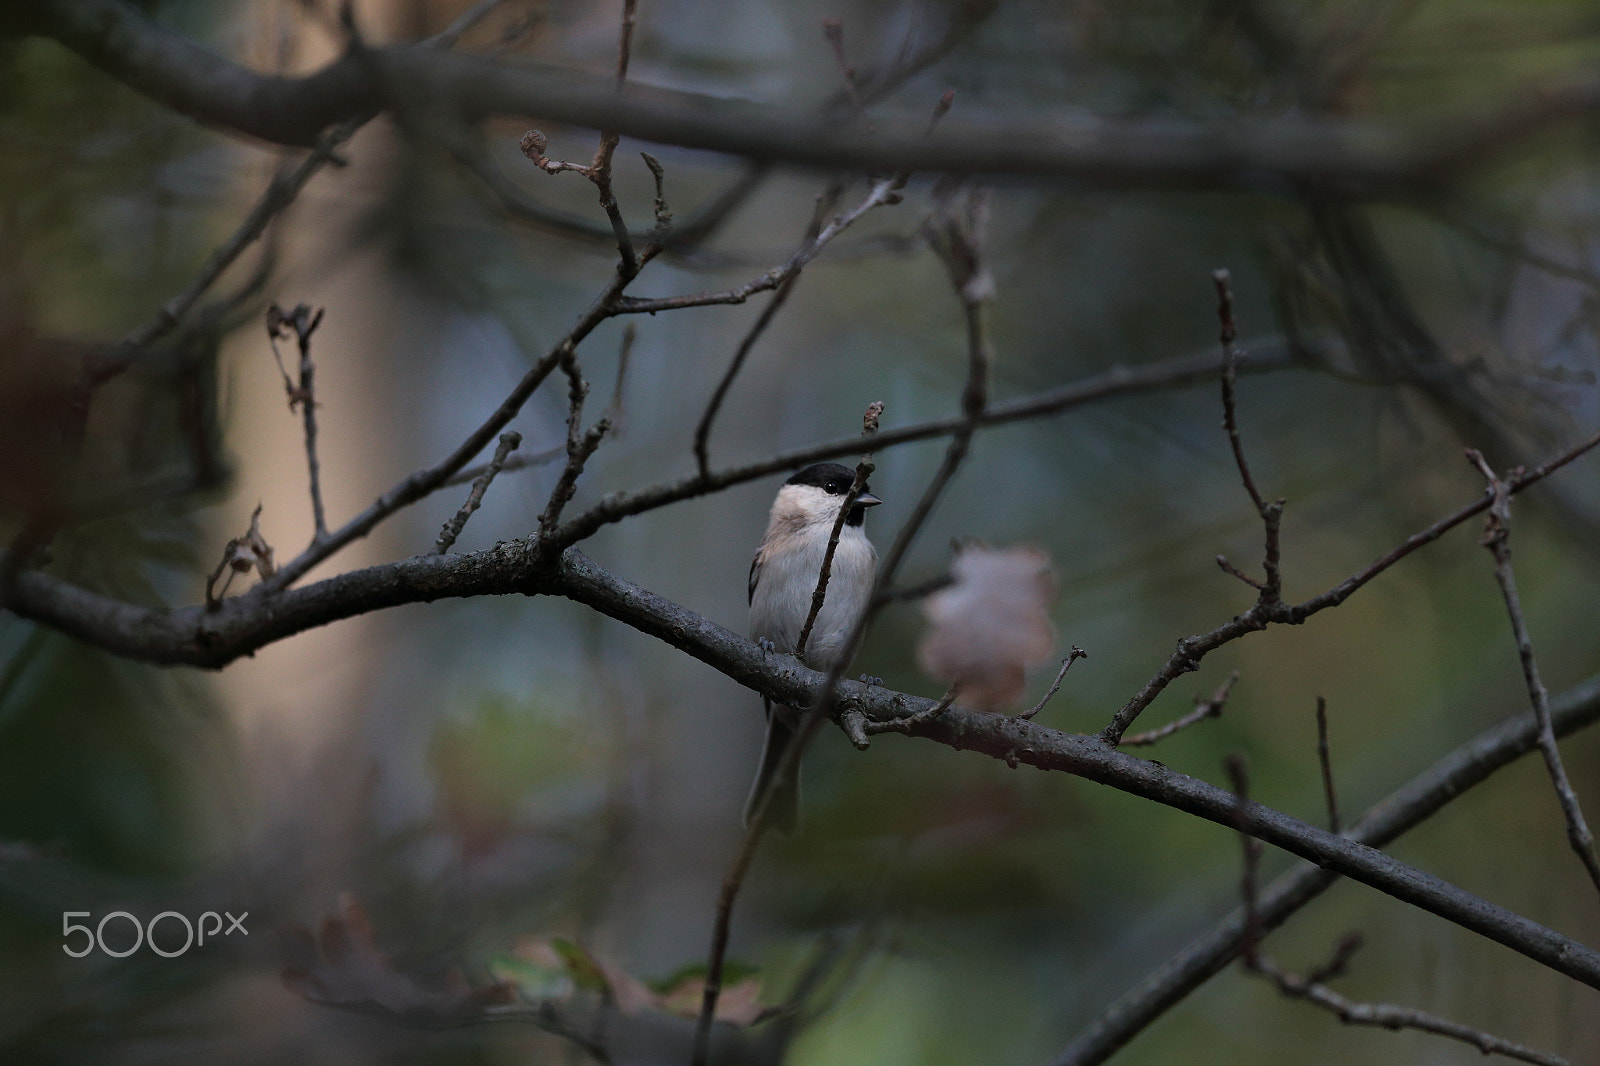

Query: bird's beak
<box><xmin>856</xmin><ymin>492</ymin><xmax>883</xmax><ymax>507</ymax></box>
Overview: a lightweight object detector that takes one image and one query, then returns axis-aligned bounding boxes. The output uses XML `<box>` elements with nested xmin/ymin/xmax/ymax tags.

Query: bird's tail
<box><xmin>744</xmin><ymin>701</ymin><xmax>799</xmax><ymax>833</ymax></box>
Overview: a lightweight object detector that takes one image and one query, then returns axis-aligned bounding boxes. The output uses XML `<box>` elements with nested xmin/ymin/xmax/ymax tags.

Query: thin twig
<box><xmin>1216</xmin><ymin>553</ymin><xmax>1266</xmax><ymax>591</ymax></box>
<box><xmin>514</xmin><ymin>0</ymin><xmax>640</xmax><ymax>271</ymax></box>
<box><xmin>1247</xmin><ymin>948</ymin><xmax>1569</xmax><ymax>1066</ymax></box>
<box><xmin>539</xmin><ymin>346</ymin><xmax>612</xmax><ymax>540</ymax></box>
<box><xmin>1214</xmin><ymin>268</ymin><xmax>1283</xmax><ymax>600</ymax></box>
<box><xmin>605</xmin><ymin>322</ymin><xmax>634</xmax><ymax>432</ymax></box>
<box><xmin>614</xmin><ymin>0</ymin><xmax>636</xmax><ymax>87</ymax></box>
<box><xmin>1224</xmin><ymin>755</ymin><xmax>1265</xmax><ymax>963</ymax></box>
<box><xmin>433</xmin><ymin>431</ymin><xmax>521</xmax><ymax>555</ymax></box>
<box><xmin>821</xmin><ymin>18</ymin><xmax>863</xmax><ymax>113</ymax></box>
<box><xmin>1121</xmin><ymin>671</ymin><xmax>1238</xmax><ymax>746</ymax></box>
<box><xmin>1468</xmin><ymin>448</ymin><xmax>1600</xmax><ymax>897</ymax></box>
<box><xmin>1019</xmin><ymin>647</ymin><xmax>1087</xmax><ymax>720</ymax></box>
<box><xmin>1316</xmin><ymin>696</ymin><xmax>1341</xmax><ymax>834</ymax></box>
<box><xmin>65</xmin><ymin>117</ymin><xmax>362</xmax><ymax>442</ymax></box>
<box><xmin>204</xmin><ymin>503</ymin><xmax>276</xmax><ymax>608</ymax></box>
<box><xmin>444</xmin><ymin>442</ymin><xmax>566</xmax><ymax>487</ymax></box>
<box><xmin>1214</xmin><ymin>270</ymin><xmax>1265</xmax><ymax>513</ymax></box>
<box><xmin>691</xmin><ymin>185</ymin><xmax>842</xmax><ymax>476</ymax></box>
<box><xmin>794</xmin><ymin>401</ymin><xmax>882</xmax><ymax>660</ymax></box>
<box><xmin>862</xmin><ymin>685</ymin><xmax>957</xmax><ymax>735</ymax></box>
<box><xmin>611</xmin><ymin>176</ymin><xmax>900</xmax><ymax>315</ymax></box>
<box><xmin>267</xmin><ymin>303</ymin><xmax>329</xmax><ymax>541</ymax></box>
<box><xmin>552</xmin><ymin>345</ymin><xmax>1299</xmax><ymax>549</ymax></box>
<box><xmin>639</xmin><ymin>151</ymin><xmax>672</xmax><ymax>236</ymax></box>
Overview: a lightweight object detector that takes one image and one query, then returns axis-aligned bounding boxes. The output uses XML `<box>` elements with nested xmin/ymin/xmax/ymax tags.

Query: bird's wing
<box><xmin>748</xmin><ymin>550</ymin><xmax>763</xmax><ymax>606</ymax></box>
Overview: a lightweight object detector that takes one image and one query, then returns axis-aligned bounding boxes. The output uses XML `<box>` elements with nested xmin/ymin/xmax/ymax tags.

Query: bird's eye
<box><xmin>826</xmin><ymin>482</ymin><xmax>843</xmax><ymax>494</ymax></box>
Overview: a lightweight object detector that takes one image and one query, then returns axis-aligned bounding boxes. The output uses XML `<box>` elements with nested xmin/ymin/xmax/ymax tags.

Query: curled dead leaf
<box><xmin>918</xmin><ymin>542</ymin><xmax>1057</xmax><ymax>711</ymax></box>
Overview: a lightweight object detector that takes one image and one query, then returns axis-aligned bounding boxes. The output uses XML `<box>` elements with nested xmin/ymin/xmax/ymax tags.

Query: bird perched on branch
<box><xmin>746</xmin><ymin>462</ymin><xmax>881</xmax><ymax>831</ymax></box>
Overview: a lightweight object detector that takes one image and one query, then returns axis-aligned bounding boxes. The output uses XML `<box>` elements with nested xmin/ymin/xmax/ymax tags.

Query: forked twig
<box><xmin>1099</xmin><ymin>275</ymin><xmax>1600</xmax><ymax>747</ymax></box>
<box><xmin>1468</xmin><ymin>448</ymin><xmax>1600</xmax><ymax>897</ymax></box>
<box><xmin>1227</xmin><ymin>754</ymin><xmax>1568</xmax><ymax>1066</ymax></box>
<box><xmin>1121</xmin><ymin>671</ymin><xmax>1237</xmax><ymax>746</ymax></box>
<box><xmin>1213</xmin><ymin>268</ymin><xmax>1283</xmax><ymax>601</ymax></box>
<box><xmin>434</xmin><ymin>431</ymin><xmax>521</xmax><ymax>555</ymax></box>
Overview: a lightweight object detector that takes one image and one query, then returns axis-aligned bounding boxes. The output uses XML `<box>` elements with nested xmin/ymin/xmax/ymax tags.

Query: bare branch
<box><xmin>38</xmin><ymin>0</ymin><xmax>1600</xmax><ymax>191</ymax></box>
<box><xmin>605</xmin><ymin>322</ymin><xmax>635</xmax><ymax>431</ymax></box>
<box><xmin>9</xmin><ymin>531</ymin><xmax>1600</xmax><ymax>991</ymax></box>
<box><xmin>1468</xmin><ymin>448</ymin><xmax>1600</xmax><ymax>897</ymax></box>
<box><xmin>1214</xmin><ymin>268</ymin><xmax>1284</xmax><ymax>600</ymax></box>
<box><xmin>613</xmin><ymin>0</ymin><xmax>636</xmax><ymax>87</ymax></box>
<box><xmin>610</xmin><ymin>176</ymin><xmax>899</xmax><ymax>316</ymax></box>
<box><xmin>1214</xmin><ymin>270</ymin><xmax>1265</xmax><ymax>513</ymax></box>
<box><xmin>65</xmin><ymin>117</ymin><xmax>362</xmax><ymax>442</ymax></box>
<box><xmin>1224</xmin><ymin>755</ymin><xmax>1265</xmax><ymax>963</ymax></box>
<box><xmin>691</xmin><ymin>185</ymin><xmax>841</xmax><ymax>476</ymax></box>
<box><xmin>1100</xmin><ymin>414</ymin><xmax>1600</xmax><ymax>746</ymax></box>
<box><xmin>1051</xmin><ymin>674</ymin><xmax>1600</xmax><ymax>1066</ymax></box>
<box><xmin>1228</xmin><ymin>758</ymin><xmax>1568</xmax><ymax>1066</ymax></box>
<box><xmin>554</xmin><ymin>345</ymin><xmax>1297</xmax><ymax>548</ymax></box>
<box><xmin>433</xmin><ymin>431</ymin><xmax>521</xmax><ymax>555</ymax></box>
<box><xmin>266</xmin><ymin>262</ymin><xmax>645</xmax><ymax>590</ymax></box>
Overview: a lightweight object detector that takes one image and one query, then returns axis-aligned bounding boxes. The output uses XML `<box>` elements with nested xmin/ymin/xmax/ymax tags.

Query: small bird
<box><xmin>746</xmin><ymin>462</ymin><xmax>881</xmax><ymax>832</ymax></box>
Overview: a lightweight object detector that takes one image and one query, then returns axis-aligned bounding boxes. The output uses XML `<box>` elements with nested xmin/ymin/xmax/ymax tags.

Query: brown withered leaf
<box><xmin>918</xmin><ymin>542</ymin><xmax>1057</xmax><ymax>711</ymax></box>
<box><xmin>281</xmin><ymin>893</ymin><xmax>512</xmax><ymax>1025</ymax></box>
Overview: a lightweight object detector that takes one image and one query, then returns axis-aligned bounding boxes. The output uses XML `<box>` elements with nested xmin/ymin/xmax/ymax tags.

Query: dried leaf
<box><xmin>654</xmin><ymin>971</ymin><xmax>769</xmax><ymax>1026</ymax></box>
<box><xmin>281</xmin><ymin>894</ymin><xmax>512</xmax><ymax>1024</ymax></box>
<box><xmin>918</xmin><ymin>543</ymin><xmax>1057</xmax><ymax>711</ymax></box>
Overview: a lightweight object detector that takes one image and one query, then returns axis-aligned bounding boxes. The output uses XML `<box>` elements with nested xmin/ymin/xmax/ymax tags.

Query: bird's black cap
<box><xmin>786</xmin><ymin>462</ymin><xmax>861</xmax><ymax>493</ymax></box>
<box><xmin>785</xmin><ymin>463</ymin><xmax>880</xmax><ymax>526</ymax></box>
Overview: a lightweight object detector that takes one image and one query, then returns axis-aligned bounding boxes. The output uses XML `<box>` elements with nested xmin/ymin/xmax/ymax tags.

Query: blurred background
<box><xmin>2</xmin><ymin>0</ymin><xmax>1600</xmax><ymax>1063</ymax></box>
